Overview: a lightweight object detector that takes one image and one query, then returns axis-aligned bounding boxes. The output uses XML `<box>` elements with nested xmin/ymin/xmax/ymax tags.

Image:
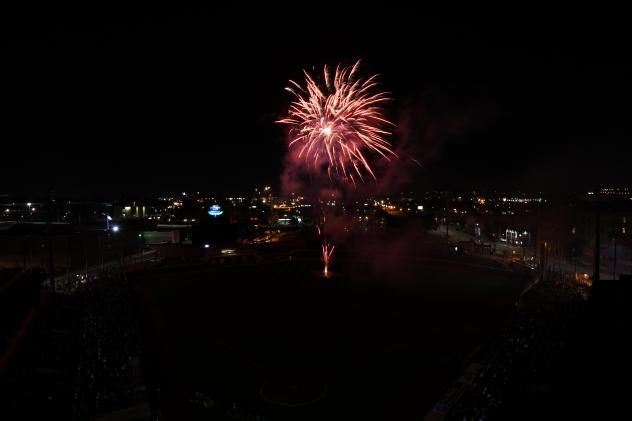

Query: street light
<box><xmin>112</xmin><ymin>225</ymin><xmax>120</xmax><ymax>233</ymax></box>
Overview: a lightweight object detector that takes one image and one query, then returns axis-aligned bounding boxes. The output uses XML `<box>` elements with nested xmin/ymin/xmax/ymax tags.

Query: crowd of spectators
<box><xmin>0</xmin><ymin>267</ymin><xmax>147</xmax><ymax>419</ymax></box>
<box><xmin>71</xmin><ymin>269</ymin><xmax>146</xmax><ymax>416</ymax></box>
<box><xmin>431</xmin><ymin>272</ymin><xmax>588</xmax><ymax>420</ymax></box>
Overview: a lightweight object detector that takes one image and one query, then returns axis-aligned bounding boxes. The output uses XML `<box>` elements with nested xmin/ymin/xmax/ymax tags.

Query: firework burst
<box><xmin>278</xmin><ymin>60</ymin><xmax>396</xmax><ymax>183</ymax></box>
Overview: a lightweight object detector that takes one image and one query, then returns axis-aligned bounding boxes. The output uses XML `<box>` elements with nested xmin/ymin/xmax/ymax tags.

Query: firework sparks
<box><xmin>322</xmin><ymin>240</ymin><xmax>335</xmax><ymax>277</ymax></box>
<box><xmin>316</xmin><ymin>220</ymin><xmax>335</xmax><ymax>277</ymax></box>
<box><xmin>278</xmin><ymin>60</ymin><xmax>396</xmax><ymax>183</ymax></box>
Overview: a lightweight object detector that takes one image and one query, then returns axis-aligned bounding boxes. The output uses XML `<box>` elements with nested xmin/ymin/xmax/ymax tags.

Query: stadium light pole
<box><xmin>613</xmin><ymin>237</ymin><xmax>617</xmax><ymax>280</ymax></box>
<box><xmin>103</xmin><ymin>213</ymin><xmax>112</xmax><ymax>231</ymax></box>
<box><xmin>593</xmin><ymin>208</ymin><xmax>600</xmax><ymax>284</ymax></box>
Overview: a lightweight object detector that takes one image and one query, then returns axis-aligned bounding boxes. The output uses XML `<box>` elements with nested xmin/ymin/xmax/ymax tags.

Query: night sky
<box><xmin>2</xmin><ymin>7</ymin><xmax>631</xmax><ymax>197</ymax></box>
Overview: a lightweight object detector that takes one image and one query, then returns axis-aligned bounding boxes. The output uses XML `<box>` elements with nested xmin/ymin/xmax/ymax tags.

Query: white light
<box><xmin>107</xmin><ymin>215</ymin><xmax>113</xmax><ymax>221</ymax></box>
<box><xmin>204</xmin><ymin>244</ymin><xmax>210</xmax><ymax>249</ymax></box>
<box><xmin>26</xmin><ymin>202</ymin><xmax>32</xmax><ymax>207</ymax></box>
<box><xmin>417</xmin><ymin>205</ymin><xmax>423</xmax><ymax>210</ymax></box>
<box><xmin>112</xmin><ymin>225</ymin><xmax>120</xmax><ymax>232</ymax></box>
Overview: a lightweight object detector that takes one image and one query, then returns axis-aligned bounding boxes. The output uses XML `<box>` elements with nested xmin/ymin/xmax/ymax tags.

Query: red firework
<box><xmin>278</xmin><ymin>60</ymin><xmax>396</xmax><ymax>183</ymax></box>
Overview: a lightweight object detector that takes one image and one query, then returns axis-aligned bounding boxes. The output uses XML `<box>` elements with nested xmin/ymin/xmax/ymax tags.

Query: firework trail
<box><xmin>316</xmin><ymin>221</ymin><xmax>335</xmax><ymax>277</ymax></box>
<box><xmin>277</xmin><ymin>60</ymin><xmax>396</xmax><ymax>184</ymax></box>
<box><xmin>321</xmin><ymin>240</ymin><xmax>335</xmax><ymax>277</ymax></box>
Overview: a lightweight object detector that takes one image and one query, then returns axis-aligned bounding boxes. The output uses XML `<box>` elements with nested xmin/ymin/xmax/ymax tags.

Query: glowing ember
<box><xmin>278</xmin><ymin>60</ymin><xmax>396</xmax><ymax>183</ymax></box>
